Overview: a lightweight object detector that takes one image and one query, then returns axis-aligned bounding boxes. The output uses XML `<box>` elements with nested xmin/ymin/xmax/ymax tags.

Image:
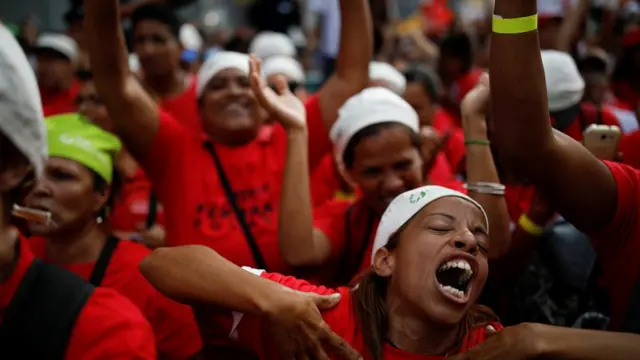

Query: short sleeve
<box><xmin>66</xmin><ymin>288</ymin><xmax>156</xmax><ymax>359</ymax></box>
<box><xmin>305</xmin><ymin>94</ymin><xmax>332</xmax><ymax>170</ymax></box>
<box><xmin>313</xmin><ymin>199</ymin><xmax>352</xmax><ymax>262</ymax></box>
<box><xmin>140</xmin><ymin>111</ymin><xmax>191</xmax><ymax>189</ymax></box>
<box><xmin>592</xmin><ymin>161</ymin><xmax>640</xmax><ymax>249</ymax></box>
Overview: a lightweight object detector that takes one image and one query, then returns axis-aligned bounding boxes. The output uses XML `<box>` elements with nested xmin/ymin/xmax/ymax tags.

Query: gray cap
<box><xmin>0</xmin><ymin>23</ymin><xmax>47</xmax><ymax>178</ymax></box>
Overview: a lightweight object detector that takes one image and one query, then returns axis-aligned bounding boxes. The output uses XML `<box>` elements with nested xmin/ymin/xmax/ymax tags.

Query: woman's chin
<box><xmin>27</xmin><ymin>223</ymin><xmax>51</xmax><ymax>236</ymax></box>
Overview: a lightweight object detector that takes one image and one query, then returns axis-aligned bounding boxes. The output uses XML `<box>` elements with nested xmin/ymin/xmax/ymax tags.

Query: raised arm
<box><xmin>490</xmin><ymin>0</ymin><xmax>617</xmax><ymax>233</ymax></box>
<box><xmin>316</xmin><ymin>0</ymin><xmax>373</xmax><ymax>129</ymax></box>
<box><xmin>84</xmin><ymin>0</ymin><xmax>160</xmax><ymax>160</ymax></box>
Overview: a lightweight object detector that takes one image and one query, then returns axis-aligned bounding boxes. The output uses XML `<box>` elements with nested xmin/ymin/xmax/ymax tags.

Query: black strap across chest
<box><xmin>0</xmin><ymin>258</ymin><xmax>94</xmax><ymax>359</ymax></box>
<box><xmin>338</xmin><ymin>205</ymin><xmax>375</xmax><ymax>284</ymax></box>
<box><xmin>203</xmin><ymin>142</ymin><xmax>269</xmax><ymax>270</ymax></box>
<box><xmin>88</xmin><ymin>235</ymin><xmax>121</xmax><ymax>286</ymax></box>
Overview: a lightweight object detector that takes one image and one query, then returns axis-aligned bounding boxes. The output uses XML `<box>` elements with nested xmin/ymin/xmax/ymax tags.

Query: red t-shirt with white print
<box><xmin>199</xmin><ymin>268</ymin><xmax>502</xmax><ymax>360</ymax></box>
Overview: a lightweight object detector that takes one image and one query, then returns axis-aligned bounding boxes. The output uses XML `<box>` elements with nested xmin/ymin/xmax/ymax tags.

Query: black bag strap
<box><xmin>88</xmin><ymin>235</ymin><xmax>121</xmax><ymax>286</ymax></box>
<box><xmin>145</xmin><ymin>192</ymin><xmax>158</xmax><ymax>229</ymax></box>
<box><xmin>338</xmin><ymin>205</ymin><xmax>375</xmax><ymax>284</ymax></box>
<box><xmin>203</xmin><ymin>142</ymin><xmax>268</xmax><ymax>270</ymax></box>
<box><xmin>622</xmin><ymin>273</ymin><xmax>640</xmax><ymax>333</ymax></box>
<box><xmin>0</xmin><ymin>259</ymin><xmax>94</xmax><ymax>359</ymax></box>
<box><xmin>578</xmin><ymin>103</ymin><xmax>603</xmax><ymax>131</ymax></box>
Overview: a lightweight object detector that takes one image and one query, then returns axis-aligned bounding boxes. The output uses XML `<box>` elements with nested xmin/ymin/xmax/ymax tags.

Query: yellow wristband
<box><xmin>492</xmin><ymin>14</ymin><xmax>538</xmax><ymax>34</ymax></box>
<box><xmin>518</xmin><ymin>213</ymin><xmax>545</xmax><ymax>236</ymax></box>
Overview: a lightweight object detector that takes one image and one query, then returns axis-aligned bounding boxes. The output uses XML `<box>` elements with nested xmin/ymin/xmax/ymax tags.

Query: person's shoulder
<box><xmin>67</xmin><ymin>287</ymin><xmax>156</xmax><ymax>359</ymax></box>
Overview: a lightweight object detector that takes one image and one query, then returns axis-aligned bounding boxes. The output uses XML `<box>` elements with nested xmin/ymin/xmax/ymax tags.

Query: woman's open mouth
<box><xmin>434</xmin><ymin>256</ymin><xmax>476</xmax><ymax>304</ymax></box>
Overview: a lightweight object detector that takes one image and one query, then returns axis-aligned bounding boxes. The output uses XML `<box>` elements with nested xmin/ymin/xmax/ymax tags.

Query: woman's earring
<box><xmin>96</xmin><ymin>216</ymin><xmax>103</xmax><ymax>224</ymax></box>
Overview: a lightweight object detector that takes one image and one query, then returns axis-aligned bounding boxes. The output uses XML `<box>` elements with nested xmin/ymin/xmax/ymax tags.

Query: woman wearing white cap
<box><xmin>141</xmin><ymin>185</ymin><xmax>502</xmax><ymax>359</ymax></box>
<box><xmin>277</xmin><ymin>79</ymin><xmax>511</xmax><ymax>285</ymax></box>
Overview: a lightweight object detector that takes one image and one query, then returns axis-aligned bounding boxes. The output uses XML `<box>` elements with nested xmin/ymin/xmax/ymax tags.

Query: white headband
<box><xmin>371</xmin><ymin>186</ymin><xmax>489</xmax><ymax>263</ymax></box>
<box><xmin>369</xmin><ymin>61</ymin><xmax>406</xmax><ymax>95</ymax></box>
<box><xmin>197</xmin><ymin>51</ymin><xmax>250</xmax><ymax>97</ymax></box>
<box><xmin>330</xmin><ymin>87</ymin><xmax>419</xmax><ymax>160</ymax></box>
<box><xmin>262</xmin><ymin>55</ymin><xmax>305</xmax><ymax>83</ymax></box>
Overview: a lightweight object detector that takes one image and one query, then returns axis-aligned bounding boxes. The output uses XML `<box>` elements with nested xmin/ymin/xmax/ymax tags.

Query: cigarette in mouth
<box><xmin>11</xmin><ymin>204</ymin><xmax>53</xmax><ymax>226</ymax></box>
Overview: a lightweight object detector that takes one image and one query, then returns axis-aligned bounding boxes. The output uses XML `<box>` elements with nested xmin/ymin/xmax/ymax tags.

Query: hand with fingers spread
<box><xmin>248</xmin><ymin>55</ymin><xmax>307</xmax><ymax>132</ymax></box>
<box><xmin>263</xmin><ymin>287</ymin><xmax>361</xmax><ymax>360</ymax></box>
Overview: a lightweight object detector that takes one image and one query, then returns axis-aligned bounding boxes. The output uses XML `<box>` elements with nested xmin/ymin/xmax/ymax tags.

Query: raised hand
<box><xmin>248</xmin><ymin>55</ymin><xmax>307</xmax><ymax>132</ymax></box>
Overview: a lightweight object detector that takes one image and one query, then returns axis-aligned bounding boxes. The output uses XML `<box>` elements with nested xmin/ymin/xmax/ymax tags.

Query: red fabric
<box><xmin>110</xmin><ymin>168</ymin><xmax>165</xmax><ymax>233</ymax></box>
<box><xmin>41</xmin><ymin>81</ymin><xmax>80</xmax><ymax>117</ymax></box>
<box><xmin>590</xmin><ymin>162</ymin><xmax>640</xmax><ymax>330</ymax></box>
<box><xmin>159</xmin><ymin>76</ymin><xmax>203</xmax><ymax>134</ymax></box>
<box><xmin>0</xmin><ymin>236</ymin><xmax>156</xmax><ymax>359</ymax></box>
<box><xmin>139</xmin><ymin>95</ymin><xmax>329</xmax><ymax>272</ymax></box>
<box><xmin>612</xmin><ymin>81</ymin><xmax>640</xmax><ymax>111</ymax></box>
<box><xmin>29</xmin><ymin>237</ymin><xmax>201</xmax><ymax>359</ymax></box>
<box><xmin>432</xmin><ymin>109</ymin><xmax>465</xmax><ymax>172</ymax></box>
<box><xmin>311</xmin><ymin>154</ymin><xmax>355</xmax><ymax>207</ymax></box>
<box><xmin>504</xmin><ymin>185</ymin><xmax>535</xmax><ymax>223</ymax></box>
<box><xmin>554</xmin><ymin>103</ymin><xmax>622</xmax><ymax>141</ymax></box>
<box><xmin>444</xmin><ymin>69</ymin><xmax>483</xmax><ymax>126</ymax></box>
<box><xmin>620</xmin><ymin>130</ymin><xmax>640</xmax><ymax>170</ymax></box>
<box><xmin>218</xmin><ymin>272</ymin><xmax>503</xmax><ymax>359</ymax></box>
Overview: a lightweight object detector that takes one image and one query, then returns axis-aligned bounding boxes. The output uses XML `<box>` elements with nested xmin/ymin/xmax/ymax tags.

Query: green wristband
<box><xmin>464</xmin><ymin>139</ymin><xmax>491</xmax><ymax>146</ymax></box>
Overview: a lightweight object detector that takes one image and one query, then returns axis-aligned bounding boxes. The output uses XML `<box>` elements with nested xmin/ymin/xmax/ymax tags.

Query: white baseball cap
<box><xmin>330</xmin><ymin>87</ymin><xmax>419</xmax><ymax>160</ymax></box>
<box><xmin>262</xmin><ymin>55</ymin><xmax>305</xmax><ymax>83</ymax></box>
<box><xmin>371</xmin><ymin>185</ymin><xmax>489</xmax><ymax>264</ymax></box>
<box><xmin>35</xmin><ymin>33</ymin><xmax>78</xmax><ymax>61</ymax></box>
<box><xmin>249</xmin><ymin>31</ymin><xmax>296</xmax><ymax>59</ymax></box>
<box><xmin>369</xmin><ymin>61</ymin><xmax>406</xmax><ymax>95</ymax></box>
<box><xmin>0</xmin><ymin>24</ymin><xmax>47</xmax><ymax>178</ymax></box>
<box><xmin>197</xmin><ymin>51</ymin><xmax>250</xmax><ymax>97</ymax></box>
<box><xmin>541</xmin><ymin>50</ymin><xmax>585</xmax><ymax>111</ymax></box>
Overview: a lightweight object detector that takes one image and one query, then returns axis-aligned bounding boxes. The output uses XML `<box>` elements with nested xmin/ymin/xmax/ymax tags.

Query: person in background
<box><xmin>35</xmin><ymin>33</ymin><xmax>80</xmax><ymax>117</ymax></box>
<box><xmin>404</xmin><ymin>65</ymin><xmax>467</xmax><ymax>173</ymax></box>
<box><xmin>262</xmin><ymin>55</ymin><xmax>308</xmax><ymax>101</ymax></box>
<box><xmin>75</xmin><ymin>73</ymin><xmax>166</xmax><ymax>248</ymax></box>
<box><xmin>0</xmin><ymin>23</ymin><xmax>156</xmax><ymax>359</ymax></box>
<box><xmin>542</xmin><ymin>50</ymin><xmax>622</xmax><ymax>141</ymax></box>
<box><xmin>368</xmin><ymin>61</ymin><xmax>406</xmax><ymax>95</ymax></box>
<box><xmin>307</xmin><ymin>0</ymin><xmax>341</xmax><ymax>81</ymax></box>
<box><xmin>612</xmin><ymin>27</ymin><xmax>640</xmax><ymax>112</ymax></box>
<box><xmin>248</xmin><ymin>0</ymin><xmax>301</xmax><ymax>34</ymax></box>
<box><xmin>279</xmin><ymin>83</ymin><xmax>510</xmax><ymax>286</ymax></box>
<box><xmin>249</xmin><ymin>31</ymin><xmax>297</xmax><ymax>60</ymax></box>
<box><xmin>438</xmin><ymin>32</ymin><xmax>483</xmax><ymax>126</ymax></box>
<box><xmin>179</xmin><ymin>23</ymin><xmax>203</xmax><ymax>74</ymax></box>
<box><xmin>23</xmin><ymin>114</ymin><xmax>202</xmax><ymax>359</ymax></box>
<box><xmin>131</xmin><ymin>4</ymin><xmax>201</xmax><ymax>133</ymax></box>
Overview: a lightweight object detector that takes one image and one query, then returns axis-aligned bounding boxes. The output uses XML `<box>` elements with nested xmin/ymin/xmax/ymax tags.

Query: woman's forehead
<box><xmin>413</xmin><ymin>197</ymin><xmax>485</xmax><ymax>223</ymax></box>
<box><xmin>211</xmin><ymin>68</ymin><xmax>247</xmax><ymax>80</ymax></box>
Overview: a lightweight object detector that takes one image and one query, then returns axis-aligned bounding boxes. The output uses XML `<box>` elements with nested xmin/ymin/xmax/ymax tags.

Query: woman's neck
<box><xmin>386</xmin><ymin>300</ymin><xmax>459</xmax><ymax>356</ymax></box>
<box><xmin>45</xmin><ymin>221</ymin><xmax>108</xmax><ymax>264</ymax></box>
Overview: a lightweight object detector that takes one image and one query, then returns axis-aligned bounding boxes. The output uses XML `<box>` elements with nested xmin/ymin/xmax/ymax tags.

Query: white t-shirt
<box><xmin>309</xmin><ymin>0</ymin><xmax>341</xmax><ymax>58</ymax></box>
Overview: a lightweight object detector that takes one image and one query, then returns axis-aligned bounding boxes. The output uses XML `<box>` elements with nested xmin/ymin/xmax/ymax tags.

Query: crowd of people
<box><xmin>1</xmin><ymin>0</ymin><xmax>640</xmax><ymax>358</ymax></box>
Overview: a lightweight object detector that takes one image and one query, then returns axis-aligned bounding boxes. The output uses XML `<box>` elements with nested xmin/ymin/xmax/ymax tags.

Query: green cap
<box><xmin>46</xmin><ymin>113</ymin><xmax>122</xmax><ymax>182</ymax></box>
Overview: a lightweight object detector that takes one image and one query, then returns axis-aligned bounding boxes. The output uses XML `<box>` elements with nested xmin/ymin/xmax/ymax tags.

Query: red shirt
<box><xmin>311</xmin><ymin>154</ymin><xmax>355</xmax><ymax>207</ymax></box>
<box><xmin>41</xmin><ymin>81</ymin><xmax>80</xmax><ymax>117</ymax></box>
<box><xmin>208</xmin><ymin>270</ymin><xmax>502</xmax><ymax>359</ymax></box>
<box><xmin>590</xmin><ymin>162</ymin><xmax>640</xmax><ymax>330</ymax></box>
<box><xmin>29</xmin><ymin>237</ymin><xmax>202</xmax><ymax>359</ymax></box>
<box><xmin>620</xmin><ymin>130</ymin><xmax>640</xmax><ymax>170</ymax></box>
<box><xmin>612</xmin><ymin>81</ymin><xmax>639</xmax><ymax>111</ymax></box>
<box><xmin>0</xmin><ymin>236</ymin><xmax>156</xmax><ymax>359</ymax></box>
<box><xmin>160</xmin><ymin>76</ymin><xmax>203</xmax><ymax>134</ymax></box>
<box><xmin>444</xmin><ymin>69</ymin><xmax>483</xmax><ymax>126</ymax></box>
<box><xmin>141</xmin><ymin>95</ymin><xmax>330</xmax><ymax>272</ymax></box>
<box><xmin>111</xmin><ymin>168</ymin><xmax>165</xmax><ymax>234</ymax></box>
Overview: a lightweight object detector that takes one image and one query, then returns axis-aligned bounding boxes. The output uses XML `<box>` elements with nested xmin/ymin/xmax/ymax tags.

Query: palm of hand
<box><xmin>260</xmin><ymin>85</ymin><xmax>307</xmax><ymax>130</ymax></box>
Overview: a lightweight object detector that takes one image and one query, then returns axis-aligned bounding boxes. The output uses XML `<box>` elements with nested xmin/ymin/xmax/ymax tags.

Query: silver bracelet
<box><xmin>464</xmin><ymin>182</ymin><xmax>506</xmax><ymax>195</ymax></box>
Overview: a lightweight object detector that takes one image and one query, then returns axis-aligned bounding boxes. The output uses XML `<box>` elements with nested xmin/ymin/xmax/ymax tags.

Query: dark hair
<box><xmin>342</xmin><ymin>123</ymin><xmax>421</xmax><ymax>169</ymax></box>
<box><xmin>403</xmin><ymin>66</ymin><xmax>442</xmax><ymax>102</ymax></box>
<box><xmin>439</xmin><ymin>32</ymin><xmax>474</xmax><ymax>74</ymax></box>
<box><xmin>352</xmin><ymin>229</ymin><xmax>498</xmax><ymax>360</ymax></box>
<box><xmin>131</xmin><ymin>4</ymin><xmax>181</xmax><ymax>39</ymax></box>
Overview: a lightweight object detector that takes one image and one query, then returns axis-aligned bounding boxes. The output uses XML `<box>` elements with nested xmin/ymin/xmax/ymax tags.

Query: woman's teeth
<box><xmin>439</xmin><ymin>284</ymin><xmax>466</xmax><ymax>299</ymax></box>
<box><xmin>438</xmin><ymin>259</ymin><xmax>474</xmax><ymax>280</ymax></box>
